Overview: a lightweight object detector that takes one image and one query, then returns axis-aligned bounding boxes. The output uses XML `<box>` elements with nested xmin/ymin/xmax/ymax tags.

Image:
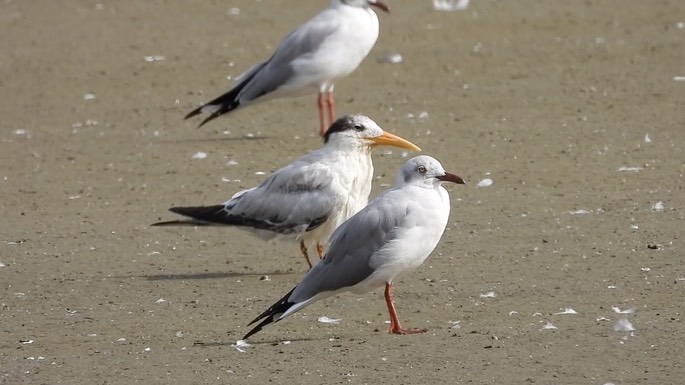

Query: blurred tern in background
<box><xmin>152</xmin><ymin>115</ymin><xmax>419</xmax><ymax>268</ymax></box>
<box><xmin>242</xmin><ymin>155</ymin><xmax>465</xmax><ymax>339</ymax></box>
<box><xmin>185</xmin><ymin>0</ymin><xmax>390</xmax><ymax>136</ymax></box>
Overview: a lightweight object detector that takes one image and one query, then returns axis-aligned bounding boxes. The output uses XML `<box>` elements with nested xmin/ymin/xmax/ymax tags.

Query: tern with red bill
<box><xmin>152</xmin><ymin>115</ymin><xmax>420</xmax><ymax>268</ymax></box>
<box><xmin>243</xmin><ymin>155</ymin><xmax>465</xmax><ymax>339</ymax></box>
<box><xmin>185</xmin><ymin>0</ymin><xmax>390</xmax><ymax>136</ymax></box>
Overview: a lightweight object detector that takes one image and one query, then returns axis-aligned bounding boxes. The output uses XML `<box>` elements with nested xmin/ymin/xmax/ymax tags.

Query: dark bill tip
<box><xmin>371</xmin><ymin>0</ymin><xmax>390</xmax><ymax>13</ymax></box>
<box><xmin>438</xmin><ymin>172</ymin><xmax>466</xmax><ymax>185</ymax></box>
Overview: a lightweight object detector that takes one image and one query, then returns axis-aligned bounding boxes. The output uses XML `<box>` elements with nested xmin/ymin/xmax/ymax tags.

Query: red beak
<box><xmin>370</xmin><ymin>0</ymin><xmax>390</xmax><ymax>13</ymax></box>
<box><xmin>437</xmin><ymin>172</ymin><xmax>466</xmax><ymax>185</ymax></box>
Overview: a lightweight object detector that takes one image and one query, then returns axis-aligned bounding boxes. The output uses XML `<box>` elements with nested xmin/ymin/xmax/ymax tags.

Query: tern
<box><xmin>153</xmin><ymin>115</ymin><xmax>420</xmax><ymax>268</ymax></box>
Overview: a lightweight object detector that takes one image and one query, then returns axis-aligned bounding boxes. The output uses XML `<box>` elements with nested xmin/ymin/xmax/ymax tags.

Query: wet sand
<box><xmin>1</xmin><ymin>0</ymin><xmax>684</xmax><ymax>383</ymax></box>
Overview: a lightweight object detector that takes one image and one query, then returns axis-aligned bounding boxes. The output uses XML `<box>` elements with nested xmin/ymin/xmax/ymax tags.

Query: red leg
<box><xmin>316</xmin><ymin>243</ymin><xmax>324</xmax><ymax>259</ymax></box>
<box><xmin>299</xmin><ymin>240</ymin><xmax>313</xmax><ymax>269</ymax></box>
<box><xmin>384</xmin><ymin>283</ymin><xmax>427</xmax><ymax>335</ymax></box>
<box><xmin>317</xmin><ymin>92</ymin><xmax>327</xmax><ymax>137</ymax></box>
<box><xmin>326</xmin><ymin>90</ymin><xmax>336</xmax><ymax>128</ymax></box>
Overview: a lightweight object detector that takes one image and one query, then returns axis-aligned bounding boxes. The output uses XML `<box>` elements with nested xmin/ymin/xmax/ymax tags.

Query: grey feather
<box><xmin>290</xmin><ymin>193</ymin><xmax>408</xmax><ymax>301</ymax></box>
<box><xmin>238</xmin><ymin>13</ymin><xmax>342</xmax><ymax>101</ymax></box>
<box><xmin>223</xmin><ymin>157</ymin><xmax>341</xmax><ymax>233</ymax></box>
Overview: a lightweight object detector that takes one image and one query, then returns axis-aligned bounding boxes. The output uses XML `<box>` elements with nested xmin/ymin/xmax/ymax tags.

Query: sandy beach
<box><xmin>1</xmin><ymin>0</ymin><xmax>684</xmax><ymax>383</ymax></box>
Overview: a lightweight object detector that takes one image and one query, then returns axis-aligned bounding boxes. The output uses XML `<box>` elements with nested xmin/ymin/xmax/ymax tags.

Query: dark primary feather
<box><xmin>243</xmin><ymin>287</ymin><xmax>297</xmax><ymax>340</ymax></box>
<box><xmin>151</xmin><ymin>205</ymin><xmax>229</xmax><ymax>226</ymax></box>
<box><xmin>184</xmin><ymin>62</ymin><xmax>267</xmax><ymax>127</ymax></box>
<box><xmin>152</xmin><ymin>205</ymin><xmax>329</xmax><ymax>234</ymax></box>
<box><xmin>168</xmin><ymin>205</ymin><xmax>232</xmax><ymax>223</ymax></box>
<box><xmin>150</xmin><ymin>219</ymin><xmax>215</xmax><ymax>227</ymax></box>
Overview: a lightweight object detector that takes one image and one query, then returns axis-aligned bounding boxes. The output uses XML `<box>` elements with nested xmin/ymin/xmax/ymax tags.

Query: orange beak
<box><xmin>369</xmin><ymin>132</ymin><xmax>421</xmax><ymax>152</ymax></box>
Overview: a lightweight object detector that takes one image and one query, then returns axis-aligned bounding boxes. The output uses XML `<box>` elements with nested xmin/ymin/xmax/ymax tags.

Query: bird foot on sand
<box><xmin>389</xmin><ymin>327</ymin><xmax>428</xmax><ymax>335</ymax></box>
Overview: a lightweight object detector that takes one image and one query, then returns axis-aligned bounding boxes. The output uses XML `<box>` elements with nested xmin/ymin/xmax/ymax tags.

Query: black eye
<box><xmin>353</xmin><ymin>124</ymin><xmax>364</xmax><ymax>131</ymax></box>
<box><xmin>417</xmin><ymin>165</ymin><xmax>427</xmax><ymax>174</ymax></box>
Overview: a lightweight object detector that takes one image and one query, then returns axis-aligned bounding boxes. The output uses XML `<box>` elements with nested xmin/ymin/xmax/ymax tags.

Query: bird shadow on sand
<box><xmin>192</xmin><ymin>336</ymin><xmax>319</xmax><ymax>348</ymax></box>
<box><xmin>139</xmin><ymin>270</ymin><xmax>293</xmax><ymax>281</ymax></box>
<box><xmin>153</xmin><ymin>135</ymin><xmax>272</xmax><ymax>145</ymax></box>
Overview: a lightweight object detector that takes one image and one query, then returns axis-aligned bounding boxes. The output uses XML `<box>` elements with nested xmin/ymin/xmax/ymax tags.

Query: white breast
<box><xmin>290</xmin><ymin>6</ymin><xmax>380</xmax><ymax>91</ymax></box>
<box><xmin>355</xmin><ymin>186</ymin><xmax>451</xmax><ymax>292</ymax></box>
<box><xmin>301</xmin><ymin>150</ymin><xmax>373</xmax><ymax>251</ymax></box>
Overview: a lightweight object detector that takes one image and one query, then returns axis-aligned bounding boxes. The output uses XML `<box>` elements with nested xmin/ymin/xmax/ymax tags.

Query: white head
<box><xmin>397</xmin><ymin>155</ymin><xmax>466</xmax><ymax>188</ymax></box>
<box><xmin>337</xmin><ymin>0</ymin><xmax>390</xmax><ymax>12</ymax></box>
<box><xmin>323</xmin><ymin>114</ymin><xmax>420</xmax><ymax>153</ymax></box>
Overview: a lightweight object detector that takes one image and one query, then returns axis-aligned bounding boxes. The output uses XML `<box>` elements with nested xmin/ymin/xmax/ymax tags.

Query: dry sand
<box><xmin>1</xmin><ymin>0</ymin><xmax>684</xmax><ymax>383</ymax></box>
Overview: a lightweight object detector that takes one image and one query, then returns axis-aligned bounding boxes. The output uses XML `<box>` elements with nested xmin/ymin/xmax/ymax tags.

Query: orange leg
<box><xmin>384</xmin><ymin>282</ymin><xmax>427</xmax><ymax>335</ymax></box>
<box><xmin>317</xmin><ymin>92</ymin><xmax>328</xmax><ymax>137</ymax></box>
<box><xmin>299</xmin><ymin>240</ymin><xmax>313</xmax><ymax>269</ymax></box>
<box><xmin>325</xmin><ymin>90</ymin><xmax>336</xmax><ymax>129</ymax></box>
<box><xmin>316</xmin><ymin>243</ymin><xmax>324</xmax><ymax>259</ymax></box>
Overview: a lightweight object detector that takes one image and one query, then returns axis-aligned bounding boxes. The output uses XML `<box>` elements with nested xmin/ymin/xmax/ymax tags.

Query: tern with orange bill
<box><xmin>152</xmin><ymin>115</ymin><xmax>420</xmax><ymax>268</ymax></box>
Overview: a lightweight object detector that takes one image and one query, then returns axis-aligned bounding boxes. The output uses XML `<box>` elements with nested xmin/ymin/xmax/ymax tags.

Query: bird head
<box><xmin>340</xmin><ymin>0</ymin><xmax>390</xmax><ymax>13</ymax></box>
<box><xmin>397</xmin><ymin>155</ymin><xmax>466</xmax><ymax>188</ymax></box>
<box><xmin>323</xmin><ymin>114</ymin><xmax>420</xmax><ymax>153</ymax></box>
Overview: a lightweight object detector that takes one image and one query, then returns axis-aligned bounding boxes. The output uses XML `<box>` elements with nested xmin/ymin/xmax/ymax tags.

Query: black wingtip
<box><xmin>149</xmin><ymin>205</ymin><xmax>235</xmax><ymax>227</ymax></box>
<box><xmin>198</xmin><ymin>111</ymin><xmax>220</xmax><ymax>128</ymax></box>
<box><xmin>184</xmin><ymin>82</ymin><xmax>247</xmax><ymax>127</ymax></box>
<box><xmin>243</xmin><ymin>317</ymin><xmax>274</xmax><ymax>340</ymax></box>
<box><xmin>184</xmin><ymin>104</ymin><xmax>222</xmax><ymax>128</ymax></box>
<box><xmin>184</xmin><ymin>62</ymin><xmax>264</xmax><ymax>127</ymax></box>
<box><xmin>185</xmin><ymin>101</ymin><xmax>239</xmax><ymax>128</ymax></box>
<box><xmin>150</xmin><ymin>219</ymin><xmax>213</xmax><ymax>227</ymax></box>
<box><xmin>184</xmin><ymin>106</ymin><xmax>203</xmax><ymax>120</ymax></box>
<box><xmin>168</xmin><ymin>205</ymin><xmax>226</xmax><ymax>222</ymax></box>
<box><xmin>243</xmin><ymin>287</ymin><xmax>297</xmax><ymax>340</ymax></box>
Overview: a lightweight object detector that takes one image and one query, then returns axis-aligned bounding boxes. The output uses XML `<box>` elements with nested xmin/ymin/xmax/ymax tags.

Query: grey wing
<box><xmin>238</xmin><ymin>11</ymin><xmax>342</xmax><ymax>100</ymax></box>
<box><xmin>292</xmin><ymin>193</ymin><xmax>408</xmax><ymax>300</ymax></box>
<box><xmin>233</xmin><ymin>63</ymin><xmax>264</xmax><ymax>84</ymax></box>
<box><xmin>226</xmin><ymin>160</ymin><xmax>340</xmax><ymax>234</ymax></box>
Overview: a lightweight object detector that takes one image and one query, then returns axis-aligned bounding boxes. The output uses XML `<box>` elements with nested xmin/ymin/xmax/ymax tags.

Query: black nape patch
<box><xmin>323</xmin><ymin>115</ymin><xmax>359</xmax><ymax>143</ymax></box>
